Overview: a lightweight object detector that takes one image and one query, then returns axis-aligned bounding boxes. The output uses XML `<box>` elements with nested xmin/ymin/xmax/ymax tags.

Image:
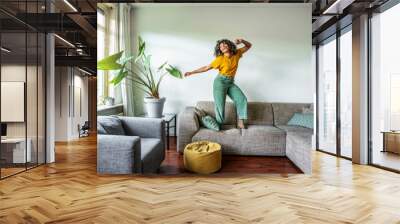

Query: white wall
<box><xmin>54</xmin><ymin>67</ymin><xmax>89</xmax><ymax>141</ymax></box>
<box><xmin>1</xmin><ymin>63</ymin><xmax>46</xmax><ymax>164</ymax></box>
<box><xmin>130</xmin><ymin>3</ymin><xmax>312</xmax><ymax>114</ymax></box>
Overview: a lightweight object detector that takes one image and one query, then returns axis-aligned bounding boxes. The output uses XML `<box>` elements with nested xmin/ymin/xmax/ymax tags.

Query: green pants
<box><xmin>213</xmin><ymin>74</ymin><xmax>248</xmax><ymax>125</ymax></box>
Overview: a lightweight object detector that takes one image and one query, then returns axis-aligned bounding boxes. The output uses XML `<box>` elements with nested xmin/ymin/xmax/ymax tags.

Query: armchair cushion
<box><xmin>119</xmin><ymin>117</ymin><xmax>164</xmax><ymax>139</ymax></box>
<box><xmin>97</xmin><ymin>123</ymin><xmax>107</xmax><ymax>134</ymax></box>
<box><xmin>141</xmin><ymin>138</ymin><xmax>165</xmax><ymax>173</ymax></box>
<box><xmin>97</xmin><ymin>134</ymin><xmax>141</xmax><ymax>174</ymax></box>
<box><xmin>97</xmin><ymin>116</ymin><xmax>125</xmax><ymax>135</ymax></box>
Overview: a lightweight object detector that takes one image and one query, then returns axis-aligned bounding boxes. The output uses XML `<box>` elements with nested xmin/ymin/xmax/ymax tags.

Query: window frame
<box><xmin>315</xmin><ymin>24</ymin><xmax>353</xmax><ymax>161</ymax></box>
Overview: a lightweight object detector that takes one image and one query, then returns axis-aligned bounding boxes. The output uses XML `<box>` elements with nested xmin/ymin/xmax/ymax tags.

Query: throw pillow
<box><xmin>287</xmin><ymin>113</ymin><xmax>314</xmax><ymax>129</ymax></box>
<box><xmin>97</xmin><ymin>116</ymin><xmax>126</xmax><ymax>135</ymax></box>
<box><xmin>201</xmin><ymin>115</ymin><xmax>220</xmax><ymax>131</ymax></box>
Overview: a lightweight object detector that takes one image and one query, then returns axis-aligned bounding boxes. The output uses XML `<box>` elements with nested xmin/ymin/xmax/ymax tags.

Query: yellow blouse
<box><xmin>210</xmin><ymin>48</ymin><xmax>245</xmax><ymax>77</ymax></box>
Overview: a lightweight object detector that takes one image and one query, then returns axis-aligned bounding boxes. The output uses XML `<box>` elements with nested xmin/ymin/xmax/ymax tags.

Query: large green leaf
<box><xmin>97</xmin><ymin>51</ymin><xmax>124</xmax><ymax>70</ymax></box>
<box><xmin>110</xmin><ymin>64</ymin><xmax>128</xmax><ymax>85</ymax></box>
<box><xmin>121</xmin><ymin>55</ymin><xmax>135</xmax><ymax>64</ymax></box>
<box><xmin>143</xmin><ymin>54</ymin><xmax>156</xmax><ymax>89</ymax></box>
<box><xmin>165</xmin><ymin>65</ymin><xmax>183</xmax><ymax>79</ymax></box>
<box><xmin>156</xmin><ymin>74</ymin><xmax>167</xmax><ymax>93</ymax></box>
<box><xmin>144</xmin><ymin>55</ymin><xmax>152</xmax><ymax>71</ymax></box>
<box><xmin>135</xmin><ymin>36</ymin><xmax>145</xmax><ymax>63</ymax></box>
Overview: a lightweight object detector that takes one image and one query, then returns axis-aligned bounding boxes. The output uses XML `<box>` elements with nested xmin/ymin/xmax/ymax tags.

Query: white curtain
<box><xmin>118</xmin><ymin>4</ymin><xmax>144</xmax><ymax>116</ymax></box>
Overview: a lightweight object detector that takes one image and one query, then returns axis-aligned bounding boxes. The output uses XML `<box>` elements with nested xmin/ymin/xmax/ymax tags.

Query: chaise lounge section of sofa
<box><xmin>177</xmin><ymin>101</ymin><xmax>313</xmax><ymax>174</ymax></box>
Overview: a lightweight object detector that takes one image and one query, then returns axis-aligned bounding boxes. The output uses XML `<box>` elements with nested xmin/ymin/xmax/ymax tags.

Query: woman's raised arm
<box><xmin>235</xmin><ymin>38</ymin><xmax>252</xmax><ymax>54</ymax></box>
<box><xmin>184</xmin><ymin>65</ymin><xmax>213</xmax><ymax>77</ymax></box>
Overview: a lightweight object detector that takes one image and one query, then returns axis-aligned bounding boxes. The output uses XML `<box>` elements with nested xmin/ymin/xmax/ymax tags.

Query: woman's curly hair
<box><xmin>214</xmin><ymin>39</ymin><xmax>237</xmax><ymax>57</ymax></box>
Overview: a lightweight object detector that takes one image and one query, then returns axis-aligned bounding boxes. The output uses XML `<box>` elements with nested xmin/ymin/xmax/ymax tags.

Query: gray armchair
<box><xmin>97</xmin><ymin>116</ymin><xmax>165</xmax><ymax>174</ymax></box>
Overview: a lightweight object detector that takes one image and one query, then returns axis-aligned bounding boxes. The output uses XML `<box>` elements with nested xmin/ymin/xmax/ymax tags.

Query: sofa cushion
<box><xmin>97</xmin><ymin>116</ymin><xmax>125</xmax><ymax>135</ymax></box>
<box><xmin>97</xmin><ymin>123</ymin><xmax>107</xmax><ymax>134</ymax></box>
<box><xmin>247</xmin><ymin>102</ymin><xmax>273</xmax><ymax>125</ymax></box>
<box><xmin>287</xmin><ymin>113</ymin><xmax>314</xmax><ymax>129</ymax></box>
<box><xmin>196</xmin><ymin>101</ymin><xmax>237</xmax><ymax>125</ymax></box>
<box><xmin>277</xmin><ymin>125</ymin><xmax>313</xmax><ymax>135</ymax></box>
<box><xmin>192</xmin><ymin>125</ymin><xmax>286</xmax><ymax>156</ymax></box>
<box><xmin>141</xmin><ymin>138</ymin><xmax>165</xmax><ymax>173</ymax></box>
<box><xmin>272</xmin><ymin>103</ymin><xmax>312</xmax><ymax>125</ymax></box>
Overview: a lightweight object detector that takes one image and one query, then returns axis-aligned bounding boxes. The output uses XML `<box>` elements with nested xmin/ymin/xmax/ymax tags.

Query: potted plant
<box><xmin>104</xmin><ymin>96</ymin><xmax>115</xmax><ymax>106</ymax></box>
<box><xmin>97</xmin><ymin>36</ymin><xmax>182</xmax><ymax>118</ymax></box>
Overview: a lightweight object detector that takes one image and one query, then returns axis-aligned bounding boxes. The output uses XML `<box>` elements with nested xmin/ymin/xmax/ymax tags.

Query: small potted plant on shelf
<box><xmin>97</xmin><ymin>36</ymin><xmax>182</xmax><ymax>118</ymax></box>
<box><xmin>104</xmin><ymin>96</ymin><xmax>115</xmax><ymax>106</ymax></box>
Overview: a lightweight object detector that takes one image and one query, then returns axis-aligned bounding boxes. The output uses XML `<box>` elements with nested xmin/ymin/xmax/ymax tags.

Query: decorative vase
<box><xmin>144</xmin><ymin>97</ymin><xmax>165</xmax><ymax>118</ymax></box>
<box><xmin>105</xmin><ymin>97</ymin><xmax>115</xmax><ymax>106</ymax></box>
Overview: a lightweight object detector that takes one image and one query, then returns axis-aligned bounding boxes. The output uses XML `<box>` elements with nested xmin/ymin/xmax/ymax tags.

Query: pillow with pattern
<box><xmin>201</xmin><ymin>115</ymin><xmax>220</xmax><ymax>131</ymax></box>
<box><xmin>194</xmin><ymin>107</ymin><xmax>220</xmax><ymax>131</ymax></box>
<box><xmin>287</xmin><ymin>112</ymin><xmax>313</xmax><ymax>129</ymax></box>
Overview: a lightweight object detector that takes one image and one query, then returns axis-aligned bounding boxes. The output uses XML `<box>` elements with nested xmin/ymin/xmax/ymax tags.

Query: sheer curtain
<box><xmin>117</xmin><ymin>3</ymin><xmax>144</xmax><ymax>116</ymax></box>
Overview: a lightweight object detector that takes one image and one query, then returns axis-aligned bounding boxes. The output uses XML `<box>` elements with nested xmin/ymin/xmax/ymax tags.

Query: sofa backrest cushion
<box><xmin>272</xmin><ymin>103</ymin><xmax>313</xmax><ymax>125</ymax></box>
<box><xmin>247</xmin><ymin>102</ymin><xmax>273</xmax><ymax>125</ymax></box>
<box><xmin>196</xmin><ymin>101</ymin><xmax>237</xmax><ymax>125</ymax></box>
<box><xmin>97</xmin><ymin>116</ymin><xmax>126</xmax><ymax>135</ymax></box>
<box><xmin>97</xmin><ymin>123</ymin><xmax>107</xmax><ymax>134</ymax></box>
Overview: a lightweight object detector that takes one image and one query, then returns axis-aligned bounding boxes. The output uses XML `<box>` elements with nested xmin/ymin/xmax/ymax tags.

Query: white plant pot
<box><xmin>144</xmin><ymin>97</ymin><xmax>165</xmax><ymax>118</ymax></box>
<box><xmin>105</xmin><ymin>98</ymin><xmax>115</xmax><ymax>106</ymax></box>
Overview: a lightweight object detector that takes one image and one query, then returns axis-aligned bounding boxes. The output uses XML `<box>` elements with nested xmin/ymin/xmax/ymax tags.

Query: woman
<box><xmin>185</xmin><ymin>38</ymin><xmax>252</xmax><ymax>129</ymax></box>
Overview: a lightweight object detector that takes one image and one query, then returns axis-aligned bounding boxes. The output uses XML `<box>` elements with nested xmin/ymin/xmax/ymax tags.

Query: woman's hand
<box><xmin>235</xmin><ymin>38</ymin><xmax>252</xmax><ymax>53</ymax></box>
<box><xmin>235</xmin><ymin>38</ymin><xmax>243</xmax><ymax>45</ymax></box>
<box><xmin>184</xmin><ymin>72</ymin><xmax>193</xmax><ymax>77</ymax></box>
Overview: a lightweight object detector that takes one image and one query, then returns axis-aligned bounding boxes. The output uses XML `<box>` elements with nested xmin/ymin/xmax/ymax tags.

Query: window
<box><xmin>316</xmin><ymin>26</ymin><xmax>353</xmax><ymax>159</ymax></box>
<box><xmin>371</xmin><ymin>3</ymin><xmax>400</xmax><ymax>171</ymax></box>
<box><xmin>97</xmin><ymin>6</ymin><xmax>122</xmax><ymax>106</ymax></box>
<box><xmin>0</xmin><ymin>1</ymin><xmax>46</xmax><ymax>179</ymax></box>
<box><xmin>97</xmin><ymin>9</ymin><xmax>105</xmax><ymax>105</ymax></box>
<box><xmin>340</xmin><ymin>28</ymin><xmax>352</xmax><ymax>158</ymax></box>
<box><xmin>318</xmin><ymin>36</ymin><xmax>337</xmax><ymax>155</ymax></box>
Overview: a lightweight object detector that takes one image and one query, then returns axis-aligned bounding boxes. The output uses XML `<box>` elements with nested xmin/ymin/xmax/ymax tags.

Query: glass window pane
<box><xmin>371</xmin><ymin>3</ymin><xmax>400</xmax><ymax>171</ymax></box>
<box><xmin>1</xmin><ymin>31</ymin><xmax>28</xmax><ymax>177</ymax></box>
<box><xmin>38</xmin><ymin>33</ymin><xmax>46</xmax><ymax>165</ymax></box>
<box><xmin>97</xmin><ymin>10</ymin><xmax>105</xmax><ymax>105</ymax></box>
<box><xmin>27</xmin><ymin>31</ymin><xmax>38</xmax><ymax>169</ymax></box>
<box><xmin>318</xmin><ymin>37</ymin><xmax>337</xmax><ymax>154</ymax></box>
<box><xmin>340</xmin><ymin>29</ymin><xmax>352</xmax><ymax>158</ymax></box>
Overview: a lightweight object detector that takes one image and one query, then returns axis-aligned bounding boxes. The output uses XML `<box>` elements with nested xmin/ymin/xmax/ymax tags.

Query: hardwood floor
<box><xmin>160</xmin><ymin>137</ymin><xmax>301</xmax><ymax>174</ymax></box>
<box><xmin>0</xmin><ymin>135</ymin><xmax>400</xmax><ymax>223</ymax></box>
<box><xmin>372</xmin><ymin>150</ymin><xmax>400</xmax><ymax>171</ymax></box>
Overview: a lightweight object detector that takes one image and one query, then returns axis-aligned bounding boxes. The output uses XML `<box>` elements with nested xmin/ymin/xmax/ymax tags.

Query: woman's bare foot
<box><xmin>238</xmin><ymin>119</ymin><xmax>247</xmax><ymax>129</ymax></box>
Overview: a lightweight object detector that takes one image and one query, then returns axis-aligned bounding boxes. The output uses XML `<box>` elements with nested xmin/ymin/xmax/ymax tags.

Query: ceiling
<box><xmin>98</xmin><ymin>0</ymin><xmax>390</xmax><ymax>42</ymax></box>
<box><xmin>0</xmin><ymin>0</ymin><xmax>97</xmax><ymax>74</ymax></box>
<box><xmin>0</xmin><ymin>0</ymin><xmax>393</xmax><ymax>75</ymax></box>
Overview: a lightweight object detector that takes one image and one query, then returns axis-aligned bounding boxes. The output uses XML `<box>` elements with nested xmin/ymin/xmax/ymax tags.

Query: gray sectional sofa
<box><xmin>97</xmin><ymin>116</ymin><xmax>165</xmax><ymax>174</ymax></box>
<box><xmin>177</xmin><ymin>101</ymin><xmax>313</xmax><ymax>174</ymax></box>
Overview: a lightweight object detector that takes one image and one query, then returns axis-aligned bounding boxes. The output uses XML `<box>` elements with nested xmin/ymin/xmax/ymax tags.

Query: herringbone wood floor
<box><xmin>1</xmin><ymin>135</ymin><xmax>400</xmax><ymax>224</ymax></box>
<box><xmin>159</xmin><ymin>138</ymin><xmax>302</xmax><ymax>174</ymax></box>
